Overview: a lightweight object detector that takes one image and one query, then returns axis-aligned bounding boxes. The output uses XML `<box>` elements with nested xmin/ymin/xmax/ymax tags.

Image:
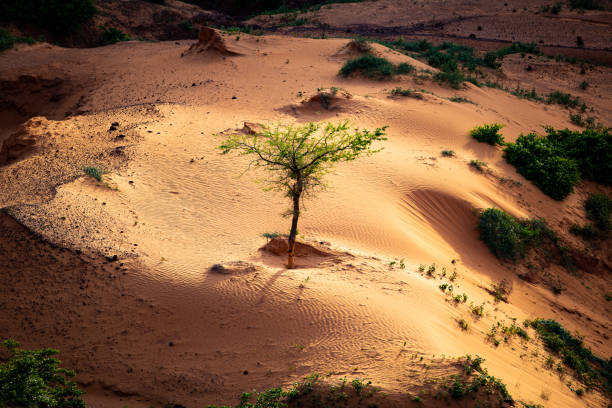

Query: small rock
<box><xmin>169</xmin><ymin>341</ymin><xmax>174</xmax><ymax>347</ymax></box>
<box><xmin>232</xmin><ymin>96</ymin><xmax>237</xmax><ymax>99</ymax></box>
<box><xmin>243</xmin><ymin>370</ymin><xmax>248</xmax><ymax>375</ymax></box>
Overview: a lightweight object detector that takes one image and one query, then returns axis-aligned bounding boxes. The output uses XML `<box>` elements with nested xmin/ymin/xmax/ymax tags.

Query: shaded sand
<box><xmin>1</xmin><ymin>29</ymin><xmax>611</xmax><ymax>407</ymax></box>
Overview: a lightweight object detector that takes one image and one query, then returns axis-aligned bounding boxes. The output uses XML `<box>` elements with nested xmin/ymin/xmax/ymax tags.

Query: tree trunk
<box><xmin>287</xmin><ymin>177</ymin><xmax>302</xmax><ymax>269</ymax></box>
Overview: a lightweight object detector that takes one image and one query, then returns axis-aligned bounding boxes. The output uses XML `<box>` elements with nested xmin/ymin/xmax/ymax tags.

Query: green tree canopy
<box><xmin>219</xmin><ymin>121</ymin><xmax>387</xmax><ymax>268</ymax></box>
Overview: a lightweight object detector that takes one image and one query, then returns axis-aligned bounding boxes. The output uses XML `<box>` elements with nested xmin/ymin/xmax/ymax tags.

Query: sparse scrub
<box><xmin>546</xmin><ymin>91</ymin><xmax>583</xmax><ymax>110</ymax></box>
<box><xmin>441</xmin><ymin>149</ymin><xmax>455</xmax><ymax>157</ymax></box>
<box><xmin>470</xmin><ymin>123</ymin><xmax>505</xmax><ymax>145</ymax></box>
<box><xmin>585</xmin><ymin>193</ymin><xmax>612</xmax><ymax>231</ymax></box>
<box><xmin>340</xmin><ymin>55</ymin><xmax>411</xmax><ymax>80</ymax></box>
<box><xmin>83</xmin><ymin>166</ymin><xmax>103</xmax><ymax>181</ymax></box>
<box><xmin>0</xmin><ymin>339</ymin><xmax>85</xmax><ymax>408</ymax></box>
<box><xmin>99</xmin><ymin>26</ymin><xmax>129</xmax><ymax>45</ymax></box>
<box><xmin>449</xmin><ymin>96</ymin><xmax>474</xmax><ymax>104</ymax></box>
<box><xmin>390</xmin><ymin>87</ymin><xmax>422</xmax><ymax>99</ymax></box>
<box><xmin>469</xmin><ymin>159</ymin><xmax>487</xmax><ymax>172</ymax></box>
<box><xmin>570</xmin><ymin>223</ymin><xmax>597</xmax><ymax>239</ymax></box>
<box><xmin>0</xmin><ymin>29</ymin><xmax>34</xmax><ymax>51</ymax></box>
<box><xmin>528</xmin><ymin>318</ymin><xmax>611</xmax><ymax>392</ymax></box>
<box><xmin>458</xmin><ymin>318</ymin><xmax>469</xmax><ymax>330</ymax></box>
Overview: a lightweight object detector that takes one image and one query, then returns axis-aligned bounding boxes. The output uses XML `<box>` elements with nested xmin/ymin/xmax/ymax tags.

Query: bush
<box><xmin>529</xmin><ymin>319</ymin><xmax>611</xmax><ymax>391</ymax></box>
<box><xmin>390</xmin><ymin>87</ymin><xmax>422</xmax><ymax>99</ymax></box>
<box><xmin>0</xmin><ymin>29</ymin><xmax>34</xmax><ymax>51</ymax></box>
<box><xmin>585</xmin><ymin>193</ymin><xmax>612</xmax><ymax>231</ymax></box>
<box><xmin>434</xmin><ymin>70</ymin><xmax>465</xmax><ymax>89</ymax></box>
<box><xmin>0</xmin><ymin>339</ymin><xmax>85</xmax><ymax>408</ymax></box>
<box><xmin>99</xmin><ymin>26</ymin><xmax>129</xmax><ymax>45</ymax></box>
<box><xmin>83</xmin><ymin>166</ymin><xmax>103</xmax><ymax>181</ymax></box>
<box><xmin>501</xmin><ymin>127</ymin><xmax>612</xmax><ymax>200</ymax></box>
<box><xmin>470</xmin><ymin>123</ymin><xmax>505</xmax><ymax>145</ymax></box>
<box><xmin>478</xmin><ymin>208</ymin><xmax>544</xmax><ymax>261</ymax></box>
<box><xmin>0</xmin><ymin>0</ymin><xmax>96</xmax><ymax>35</ymax></box>
<box><xmin>547</xmin><ymin>91</ymin><xmax>582</xmax><ymax>109</ymax></box>
<box><xmin>340</xmin><ymin>55</ymin><xmax>412</xmax><ymax>80</ymax></box>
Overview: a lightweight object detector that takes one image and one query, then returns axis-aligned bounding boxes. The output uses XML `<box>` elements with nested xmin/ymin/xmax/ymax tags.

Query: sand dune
<box><xmin>1</xmin><ymin>22</ymin><xmax>611</xmax><ymax>408</ymax></box>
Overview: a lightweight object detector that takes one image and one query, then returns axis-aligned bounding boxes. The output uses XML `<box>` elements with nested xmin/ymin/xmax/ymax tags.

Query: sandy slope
<box><xmin>0</xmin><ymin>30</ymin><xmax>611</xmax><ymax>408</ymax></box>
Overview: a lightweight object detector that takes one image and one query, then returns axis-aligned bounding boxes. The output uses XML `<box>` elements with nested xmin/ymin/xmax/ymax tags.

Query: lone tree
<box><xmin>219</xmin><ymin>121</ymin><xmax>387</xmax><ymax>268</ymax></box>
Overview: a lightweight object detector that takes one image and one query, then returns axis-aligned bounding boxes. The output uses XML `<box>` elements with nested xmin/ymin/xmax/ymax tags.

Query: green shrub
<box><xmin>441</xmin><ymin>149</ymin><xmax>455</xmax><ymax>157</ymax></box>
<box><xmin>470</xmin><ymin>123</ymin><xmax>505</xmax><ymax>145</ymax></box>
<box><xmin>390</xmin><ymin>87</ymin><xmax>422</xmax><ymax>99</ymax></box>
<box><xmin>0</xmin><ymin>0</ymin><xmax>96</xmax><ymax>35</ymax></box>
<box><xmin>0</xmin><ymin>29</ymin><xmax>34</xmax><ymax>51</ymax></box>
<box><xmin>501</xmin><ymin>127</ymin><xmax>612</xmax><ymax>200</ymax></box>
<box><xmin>395</xmin><ymin>62</ymin><xmax>415</xmax><ymax>74</ymax></box>
<box><xmin>547</xmin><ymin>91</ymin><xmax>582</xmax><ymax>109</ymax></box>
<box><xmin>528</xmin><ymin>319</ymin><xmax>611</xmax><ymax>392</ymax></box>
<box><xmin>570</xmin><ymin>223</ymin><xmax>597</xmax><ymax>239</ymax></box>
<box><xmin>449</xmin><ymin>96</ymin><xmax>473</xmax><ymax>103</ymax></box>
<box><xmin>83</xmin><ymin>166</ymin><xmax>103</xmax><ymax>181</ymax></box>
<box><xmin>0</xmin><ymin>339</ymin><xmax>85</xmax><ymax>408</ymax></box>
<box><xmin>469</xmin><ymin>159</ymin><xmax>487</xmax><ymax>171</ymax></box>
<box><xmin>585</xmin><ymin>193</ymin><xmax>612</xmax><ymax>231</ymax></box>
<box><xmin>478</xmin><ymin>208</ymin><xmax>546</xmax><ymax>261</ymax></box>
<box><xmin>339</xmin><ymin>55</ymin><xmax>411</xmax><ymax>80</ymax></box>
<box><xmin>100</xmin><ymin>26</ymin><xmax>129</xmax><ymax>45</ymax></box>
<box><xmin>434</xmin><ymin>70</ymin><xmax>465</xmax><ymax>89</ymax></box>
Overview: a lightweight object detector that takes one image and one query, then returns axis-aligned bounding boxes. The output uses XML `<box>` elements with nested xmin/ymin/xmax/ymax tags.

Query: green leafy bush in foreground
<box><xmin>503</xmin><ymin>127</ymin><xmax>611</xmax><ymax>200</ymax></box>
<box><xmin>470</xmin><ymin>123</ymin><xmax>505</xmax><ymax>146</ymax></box>
<box><xmin>478</xmin><ymin>208</ymin><xmax>548</xmax><ymax>261</ymax></box>
<box><xmin>0</xmin><ymin>339</ymin><xmax>85</xmax><ymax>408</ymax></box>
<box><xmin>340</xmin><ymin>55</ymin><xmax>412</xmax><ymax>80</ymax></box>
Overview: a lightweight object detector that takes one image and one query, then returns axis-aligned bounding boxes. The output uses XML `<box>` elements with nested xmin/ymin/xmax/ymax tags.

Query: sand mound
<box><xmin>182</xmin><ymin>27</ymin><xmax>242</xmax><ymax>57</ymax></box>
<box><xmin>332</xmin><ymin>39</ymin><xmax>373</xmax><ymax>58</ymax></box>
<box><xmin>281</xmin><ymin>88</ymin><xmax>356</xmax><ymax>116</ymax></box>
<box><xmin>208</xmin><ymin>261</ymin><xmax>258</xmax><ymax>275</ymax></box>
<box><xmin>261</xmin><ymin>236</ymin><xmax>333</xmax><ymax>258</ymax></box>
<box><xmin>0</xmin><ymin>117</ymin><xmax>49</xmax><ymax>166</ymax></box>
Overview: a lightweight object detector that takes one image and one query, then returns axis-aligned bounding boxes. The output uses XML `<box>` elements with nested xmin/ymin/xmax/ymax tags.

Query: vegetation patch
<box><xmin>527</xmin><ymin>318</ymin><xmax>612</xmax><ymax>393</ymax></box>
<box><xmin>0</xmin><ymin>29</ymin><xmax>34</xmax><ymax>51</ymax></box>
<box><xmin>99</xmin><ymin>26</ymin><xmax>130</xmax><ymax>45</ymax></box>
<box><xmin>478</xmin><ymin>208</ymin><xmax>552</xmax><ymax>261</ymax></box>
<box><xmin>0</xmin><ymin>339</ymin><xmax>85</xmax><ymax>408</ymax></box>
<box><xmin>470</xmin><ymin>123</ymin><xmax>505</xmax><ymax>146</ymax></box>
<box><xmin>449</xmin><ymin>96</ymin><xmax>474</xmax><ymax>104</ymax></box>
<box><xmin>83</xmin><ymin>166</ymin><xmax>103</xmax><ymax>181</ymax></box>
<box><xmin>503</xmin><ymin>127</ymin><xmax>611</xmax><ymax>200</ymax></box>
<box><xmin>340</xmin><ymin>55</ymin><xmax>412</xmax><ymax>80</ymax></box>
<box><xmin>437</xmin><ymin>355</ymin><xmax>513</xmax><ymax>406</ymax></box>
<box><xmin>585</xmin><ymin>193</ymin><xmax>612</xmax><ymax>232</ymax></box>
<box><xmin>390</xmin><ymin>87</ymin><xmax>422</xmax><ymax>99</ymax></box>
